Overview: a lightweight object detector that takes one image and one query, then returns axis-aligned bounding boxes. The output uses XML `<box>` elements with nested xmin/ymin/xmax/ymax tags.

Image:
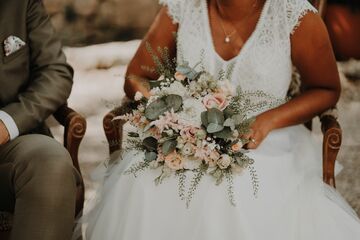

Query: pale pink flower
<box><xmin>202</xmin><ymin>93</ymin><xmax>229</xmax><ymax>110</ymax></box>
<box><xmin>231</xmin><ymin>142</ymin><xmax>243</xmax><ymax>153</ymax></box>
<box><xmin>174</xmin><ymin>72</ymin><xmax>186</xmax><ymax>81</ymax></box>
<box><xmin>164</xmin><ymin>151</ymin><xmax>183</xmax><ymax>170</ymax></box>
<box><xmin>150</xmin><ymin>110</ymin><xmax>181</xmax><ymax>133</ymax></box>
<box><xmin>180</xmin><ymin>126</ymin><xmax>198</xmax><ymax>143</ymax></box>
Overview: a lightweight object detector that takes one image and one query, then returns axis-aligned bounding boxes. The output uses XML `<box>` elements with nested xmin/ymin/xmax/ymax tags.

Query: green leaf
<box><xmin>164</xmin><ymin>94</ymin><xmax>183</xmax><ymax>112</ymax></box>
<box><xmin>162</xmin><ymin>139</ymin><xmax>177</xmax><ymax>155</ymax></box>
<box><xmin>145</xmin><ymin>151</ymin><xmax>158</xmax><ymax>162</ymax></box>
<box><xmin>149</xmin><ymin>80</ymin><xmax>162</xmax><ymax>89</ymax></box>
<box><xmin>128</xmin><ymin>132</ymin><xmax>139</xmax><ymax>138</ymax></box>
<box><xmin>223</xmin><ymin>106</ymin><xmax>235</xmax><ymax>118</ymax></box>
<box><xmin>145</xmin><ymin>98</ymin><xmax>168</xmax><ymax>120</ymax></box>
<box><xmin>207</xmin><ymin>123</ymin><xmax>224</xmax><ymax>133</ymax></box>
<box><xmin>223</xmin><ymin>118</ymin><xmax>235</xmax><ymax>131</ymax></box>
<box><xmin>201</xmin><ymin>111</ymin><xmax>208</xmax><ymax>127</ymax></box>
<box><xmin>176</xmin><ymin>64</ymin><xmax>199</xmax><ymax>80</ymax></box>
<box><xmin>231</xmin><ymin>114</ymin><xmax>245</xmax><ymax>126</ymax></box>
<box><xmin>207</xmin><ymin>108</ymin><xmax>224</xmax><ymax>125</ymax></box>
<box><xmin>142</xmin><ymin>137</ymin><xmax>158</xmax><ymax>151</ymax></box>
<box><xmin>213</xmin><ymin>127</ymin><xmax>233</xmax><ymax>139</ymax></box>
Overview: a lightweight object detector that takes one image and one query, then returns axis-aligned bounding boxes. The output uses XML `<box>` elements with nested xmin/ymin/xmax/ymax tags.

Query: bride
<box><xmin>75</xmin><ymin>0</ymin><xmax>360</xmax><ymax>239</ymax></box>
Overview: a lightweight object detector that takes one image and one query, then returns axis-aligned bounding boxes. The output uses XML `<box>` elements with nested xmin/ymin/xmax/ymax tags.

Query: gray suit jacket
<box><xmin>0</xmin><ymin>0</ymin><xmax>73</xmax><ymax>136</ymax></box>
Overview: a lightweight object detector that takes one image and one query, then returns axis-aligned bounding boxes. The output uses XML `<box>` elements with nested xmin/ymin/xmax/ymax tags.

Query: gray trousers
<box><xmin>0</xmin><ymin>134</ymin><xmax>77</xmax><ymax>240</ymax></box>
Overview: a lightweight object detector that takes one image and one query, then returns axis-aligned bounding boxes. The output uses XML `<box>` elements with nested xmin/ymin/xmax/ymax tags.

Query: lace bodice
<box><xmin>159</xmin><ymin>0</ymin><xmax>317</xmax><ymax>100</ymax></box>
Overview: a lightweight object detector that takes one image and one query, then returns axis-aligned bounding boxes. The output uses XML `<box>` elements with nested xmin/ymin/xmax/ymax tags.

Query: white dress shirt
<box><xmin>0</xmin><ymin>110</ymin><xmax>19</xmax><ymax>140</ymax></box>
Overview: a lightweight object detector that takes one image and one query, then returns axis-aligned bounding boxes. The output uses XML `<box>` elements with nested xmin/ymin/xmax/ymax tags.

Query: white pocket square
<box><xmin>3</xmin><ymin>35</ymin><xmax>26</xmax><ymax>57</ymax></box>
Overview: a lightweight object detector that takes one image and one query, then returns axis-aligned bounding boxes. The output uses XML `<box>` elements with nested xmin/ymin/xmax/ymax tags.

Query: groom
<box><xmin>0</xmin><ymin>0</ymin><xmax>78</xmax><ymax>239</ymax></box>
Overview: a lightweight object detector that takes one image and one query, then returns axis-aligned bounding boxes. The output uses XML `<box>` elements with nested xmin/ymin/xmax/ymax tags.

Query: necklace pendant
<box><xmin>225</xmin><ymin>36</ymin><xmax>231</xmax><ymax>43</ymax></box>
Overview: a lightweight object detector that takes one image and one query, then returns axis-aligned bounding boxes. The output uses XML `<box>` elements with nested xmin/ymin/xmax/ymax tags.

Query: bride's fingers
<box><xmin>244</xmin><ymin>132</ymin><xmax>261</xmax><ymax>149</ymax></box>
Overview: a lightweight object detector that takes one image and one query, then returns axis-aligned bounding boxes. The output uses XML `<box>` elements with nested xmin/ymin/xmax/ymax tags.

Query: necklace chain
<box><xmin>214</xmin><ymin>0</ymin><xmax>259</xmax><ymax>44</ymax></box>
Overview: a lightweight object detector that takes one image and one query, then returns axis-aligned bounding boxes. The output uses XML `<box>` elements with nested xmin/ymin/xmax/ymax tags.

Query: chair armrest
<box><xmin>53</xmin><ymin>104</ymin><xmax>87</xmax><ymax>174</ymax></box>
<box><xmin>320</xmin><ymin>114</ymin><xmax>342</xmax><ymax>188</ymax></box>
<box><xmin>103</xmin><ymin>108</ymin><xmax>123</xmax><ymax>154</ymax></box>
<box><xmin>103</xmin><ymin>99</ymin><xmax>139</xmax><ymax>154</ymax></box>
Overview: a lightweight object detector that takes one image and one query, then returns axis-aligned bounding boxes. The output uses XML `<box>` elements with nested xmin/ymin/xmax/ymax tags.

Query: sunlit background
<box><xmin>42</xmin><ymin>0</ymin><xmax>360</xmax><ymax>215</ymax></box>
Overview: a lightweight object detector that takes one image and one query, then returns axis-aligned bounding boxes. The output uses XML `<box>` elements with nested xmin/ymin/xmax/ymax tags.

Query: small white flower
<box><xmin>218</xmin><ymin>154</ymin><xmax>232</xmax><ymax>169</ymax></box>
<box><xmin>181</xmin><ymin>143</ymin><xmax>194</xmax><ymax>156</ymax></box>
<box><xmin>149</xmin><ymin>161</ymin><xmax>159</xmax><ymax>169</ymax></box>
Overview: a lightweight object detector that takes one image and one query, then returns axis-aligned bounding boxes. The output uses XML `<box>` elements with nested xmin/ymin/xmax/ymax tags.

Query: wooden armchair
<box><xmin>0</xmin><ymin>104</ymin><xmax>86</xmax><ymax>235</ymax></box>
<box><xmin>53</xmin><ymin>104</ymin><xmax>87</xmax><ymax>216</ymax></box>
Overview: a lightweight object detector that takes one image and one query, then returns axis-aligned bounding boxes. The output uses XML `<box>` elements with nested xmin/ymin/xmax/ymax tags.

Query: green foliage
<box><xmin>145</xmin><ymin>151</ymin><xmax>158</xmax><ymax>162</ymax></box>
<box><xmin>162</xmin><ymin>139</ymin><xmax>177</xmax><ymax>156</ymax></box>
<box><xmin>145</xmin><ymin>42</ymin><xmax>176</xmax><ymax>79</ymax></box>
<box><xmin>145</xmin><ymin>94</ymin><xmax>183</xmax><ymax>120</ymax></box>
<box><xmin>142</xmin><ymin>137</ymin><xmax>158</xmax><ymax>152</ymax></box>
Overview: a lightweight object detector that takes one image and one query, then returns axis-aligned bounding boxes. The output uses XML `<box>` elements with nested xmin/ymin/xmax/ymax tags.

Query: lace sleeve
<box><xmin>159</xmin><ymin>0</ymin><xmax>185</xmax><ymax>24</ymax></box>
<box><xmin>286</xmin><ymin>0</ymin><xmax>318</xmax><ymax>35</ymax></box>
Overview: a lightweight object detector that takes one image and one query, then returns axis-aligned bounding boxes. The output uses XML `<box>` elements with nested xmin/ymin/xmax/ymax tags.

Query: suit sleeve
<box><xmin>1</xmin><ymin>0</ymin><xmax>73</xmax><ymax>135</ymax></box>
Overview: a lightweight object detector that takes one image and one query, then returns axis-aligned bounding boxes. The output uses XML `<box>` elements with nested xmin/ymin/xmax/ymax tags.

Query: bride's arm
<box><xmin>247</xmin><ymin>12</ymin><xmax>341</xmax><ymax>149</ymax></box>
<box><xmin>124</xmin><ymin>7</ymin><xmax>178</xmax><ymax>99</ymax></box>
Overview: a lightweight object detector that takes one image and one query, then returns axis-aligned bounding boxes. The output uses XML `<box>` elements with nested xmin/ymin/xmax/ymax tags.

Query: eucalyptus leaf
<box><xmin>162</xmin><ymin>139</ymin><xmax>177</xmax><ymax>155</ymax></box>
<box><xmin>142</xmin><ymin>137</ymin><xmax>158</xmax><ymax>151</ymax></box>
<box><xmin>128</xmin><ymin>132</ymin><xmax>139</xmax><ymax>138</ymax></box>
<box><xmin>207</xmin><ymin>108</ymin><xmax>224</xmax><ymax>125</ymax></box>
<box><xmin>213</xmin><ymin>127</ymin><xmax>233</xmax><ymax>139</ymax></box>
<box><xmin>207</xmin><ymin>123</ymin><xmax>224</xmax><ymax>133</ymax></box>
<box><xmin>223</xmin><ymin>106</ymin><xmax>236</xmax><ymax>118</ymax></box>
<box><xmin>223</xmin><ymin>118</ymin><xmax>235</xmax><ymax>131</ymax></box>
<box><xmin>164</xmin><ymin>94</ymin><xmax>183</xmax><ymax>112</ymax></box>
<box><xmin>145</xmin><ymin>151</ymin><xmax>158</xmax><ymax>162</ymax></box>
<box><xmin>176</xmin><ymin>64</ymin><xmax>199</xmax><ymax>80</ymax></box>
<box><xmin>145</xmin><ymin>98</ymin><xmax>168</xmax><ymax>120</ymax></box>
<box><xmin>201</xmin><ymin>111</ymin><xmax>208</xmax><ymax>127</ymax></box>
<box><xmin>231</xmin><ymin>114</ymin><xmax>245</xmax><ymax>126</ymax></box>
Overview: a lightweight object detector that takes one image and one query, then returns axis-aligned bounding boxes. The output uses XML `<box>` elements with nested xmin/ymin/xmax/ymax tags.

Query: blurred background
<box><xmin>42</xmin><ymin>0</ymin><xmax>360</xmax><ymax>215</ymax></box>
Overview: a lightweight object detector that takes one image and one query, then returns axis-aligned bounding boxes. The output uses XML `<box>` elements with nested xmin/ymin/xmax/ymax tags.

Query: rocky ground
<box><xmin>49</xmin><ymin>41</ymin><xmax>360</xmax><ymax>216</ymax></box>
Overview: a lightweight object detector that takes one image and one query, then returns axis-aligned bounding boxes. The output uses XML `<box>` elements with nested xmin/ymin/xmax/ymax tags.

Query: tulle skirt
<box><xmin>74</xmin><ymin>125</ymin><xmax>360</xmax><ymax>240</ymax></box>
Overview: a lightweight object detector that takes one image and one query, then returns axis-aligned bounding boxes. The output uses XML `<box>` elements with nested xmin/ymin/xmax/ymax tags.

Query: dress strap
<box><xmin>159</xmin><ymin>0</ymin><xmax>187</xmax><ymax>24</ymax></box>
<box><xmin>286</xmin><ymin>0</ymin><xmax>318</xmax><ymax>35</ymax></box>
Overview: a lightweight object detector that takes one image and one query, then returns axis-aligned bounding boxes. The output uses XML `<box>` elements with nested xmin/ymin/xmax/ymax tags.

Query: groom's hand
<box><xmin>0</xmin><ymin>121</ymin><xmax>10</xmax><ymax>145</ymax></box>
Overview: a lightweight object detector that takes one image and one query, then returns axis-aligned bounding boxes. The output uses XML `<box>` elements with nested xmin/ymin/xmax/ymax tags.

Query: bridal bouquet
<box><xmin>117</xmin><ymin>44</ymin><xmax>281</xmax><ymax>207</ymax></box>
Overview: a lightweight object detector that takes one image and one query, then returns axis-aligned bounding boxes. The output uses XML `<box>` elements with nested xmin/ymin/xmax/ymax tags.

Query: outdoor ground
<box><xmin>49</xmin><ymin>41</ymin><xmax>360</xmax><ymax>216</ymax></box>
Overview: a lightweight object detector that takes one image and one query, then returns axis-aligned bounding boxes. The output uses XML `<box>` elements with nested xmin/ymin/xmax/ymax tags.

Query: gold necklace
<box><xmin>214</xmin><ymin>0</ymin><xmax>259</xmax><ymax>44</ymax></box>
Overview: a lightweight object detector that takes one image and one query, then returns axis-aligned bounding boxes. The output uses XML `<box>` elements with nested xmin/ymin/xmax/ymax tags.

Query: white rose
<box><xmin>163</xmin><ymin>81</ymin><xmax>187</xmax><ymax>97</ymax></box>
<box><xmin>181</xmin><ymin>143</ymin><xmax>195</xmax><ymax>156</ymax></box>
<box><xmin>217</xmin><ymin>154</ymin><xmax>232</xmax><ymax>169</ymax></box>
<box><xmin>178</xmin><ymin>98</ymin><xmax>206</xmax><ymax>127</ymax></box>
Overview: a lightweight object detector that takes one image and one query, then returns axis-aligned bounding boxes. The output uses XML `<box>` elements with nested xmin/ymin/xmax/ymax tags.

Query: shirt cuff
<box><xmin>0</xmin><ymin>110</ymin><xmax>19</xmax><ymax>140</ymax></box>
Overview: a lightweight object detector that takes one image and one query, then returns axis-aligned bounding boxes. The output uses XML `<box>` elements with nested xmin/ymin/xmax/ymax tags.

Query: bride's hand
<box><xmin>243</xmin><ymin>113</ymin><xmax>274</xmax><ymax>149</ymax></box>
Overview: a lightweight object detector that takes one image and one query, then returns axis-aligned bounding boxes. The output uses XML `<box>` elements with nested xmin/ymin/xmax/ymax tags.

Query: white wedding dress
<box><xmin>74</xmin><ymin>0</ymin><xmax>360</xmax><ymax>239</ymax></box>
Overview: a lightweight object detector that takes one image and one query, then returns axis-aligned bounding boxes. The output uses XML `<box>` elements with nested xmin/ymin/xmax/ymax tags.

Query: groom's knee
<box><xmin>10</xmin><ymin>134</ymin><xmax>77</xmax><ymax>204</ymax></box>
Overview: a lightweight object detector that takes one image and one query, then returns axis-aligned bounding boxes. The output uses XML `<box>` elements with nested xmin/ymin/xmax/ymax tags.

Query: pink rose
<box><xmin>164</xmin><ymin>151</ymin><xmax>183</xmax><ymax>170</ymax></box>
<box><xmin>202</xmin><ymin>93</ymin><xmax>229</xmax><ymax>110</ymax></box>
<box><xmin>180</xmin><ymin>126</ymin><xmax>198</xmax><ymax>143</ymax></box>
